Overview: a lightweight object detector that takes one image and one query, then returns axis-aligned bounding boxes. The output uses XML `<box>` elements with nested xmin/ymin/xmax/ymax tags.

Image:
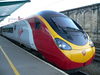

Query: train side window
<box><xmin>2</xmin><ymin>27</ymin><xmax>13</xmax><ymax>33</ymax></box>
<box><xmin>34</xmin><ymin>18</ymin><xmax>41</xmax><ymax>29</ymax></box>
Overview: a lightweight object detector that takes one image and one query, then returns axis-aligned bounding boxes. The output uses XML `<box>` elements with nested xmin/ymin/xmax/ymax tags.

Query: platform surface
<box><xmin>0</xmin><ymin>36</ymin><xmax>67</xmax><ymax>75</ymax></box>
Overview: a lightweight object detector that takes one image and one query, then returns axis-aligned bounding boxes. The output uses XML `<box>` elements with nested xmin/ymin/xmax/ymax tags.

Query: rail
<box><xmin>94</xmin><ymin>48</ymin><xmax>100</xmax><ymax>62</ymax></box>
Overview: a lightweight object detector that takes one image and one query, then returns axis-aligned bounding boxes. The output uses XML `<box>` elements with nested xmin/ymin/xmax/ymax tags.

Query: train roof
<box><xmin>38</xmin><ymin>10</ymin><xmax>68</xmax><ymax>18</ymax></box>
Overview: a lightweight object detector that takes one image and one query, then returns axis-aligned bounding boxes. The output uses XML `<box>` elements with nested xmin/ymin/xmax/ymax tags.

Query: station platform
<box><xmin>0</xmin><ymin>36</ymin><xmax>67</xmax><ymax>75</ymax></box>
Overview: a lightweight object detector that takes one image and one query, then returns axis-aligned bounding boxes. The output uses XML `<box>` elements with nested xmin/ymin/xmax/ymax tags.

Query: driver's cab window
<box><xmin>34</xmin><ymin>18</ymin><xmax>41</xmax><ymax>29</ymax></box>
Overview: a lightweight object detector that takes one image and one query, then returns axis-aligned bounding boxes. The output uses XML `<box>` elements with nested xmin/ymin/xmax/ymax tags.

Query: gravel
<box><xmin>80</xmin><ymin>61</ymin><xmax>100</xmax><ymax>75</ymax></box>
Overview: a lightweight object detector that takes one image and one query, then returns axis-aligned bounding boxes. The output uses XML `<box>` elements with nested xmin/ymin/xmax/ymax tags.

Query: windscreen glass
<box><xmin>50</xmin><ymin>16</ymin><xmax>88</xmax><ymax>46</ymax></box>
<box><xmin>51</xmin><ymin>17</ymin><xmax>80</xmax><ymax>30</ymax></box>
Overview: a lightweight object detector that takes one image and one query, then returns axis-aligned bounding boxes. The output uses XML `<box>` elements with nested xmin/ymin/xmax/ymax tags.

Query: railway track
<box><xmin>94</xmin><ymin>48</ymin><xmax>100</xmax><ymax>62</ymax></box>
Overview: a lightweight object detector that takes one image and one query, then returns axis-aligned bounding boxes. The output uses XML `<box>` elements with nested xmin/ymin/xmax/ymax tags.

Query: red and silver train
<box><xmin>0</xmin><ymin>10</ymin><xmax>95</xmax><ymax>70</ymax></box>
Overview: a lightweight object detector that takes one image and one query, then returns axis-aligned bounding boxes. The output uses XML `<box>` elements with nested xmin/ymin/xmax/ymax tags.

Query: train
<box><xmin>0</xmin><ymin>10</ymin><xmax>95</xmax><ymax>70</ymax></box>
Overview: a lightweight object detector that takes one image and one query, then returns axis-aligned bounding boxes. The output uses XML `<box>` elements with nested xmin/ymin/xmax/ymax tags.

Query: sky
<box><xmin>12</xmin><ymin>0</ymin><xmax>100</xmax><ymax>17</ymax></box>
<box><xmin>0</xmin><ymin>0</ymin><xmax>100</xmax><ymax>26</ymax></box>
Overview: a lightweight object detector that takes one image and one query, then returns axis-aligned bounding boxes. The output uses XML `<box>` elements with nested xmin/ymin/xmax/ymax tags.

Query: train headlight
<box><xmin>55</xmin><ymin>38</ymin><xmax>71</xmax><ymax>50</ymax></box>
<box><xmin>89</xmin><ymin>39</ymin><xmax>94</xmax><ymax>47</ymax></box>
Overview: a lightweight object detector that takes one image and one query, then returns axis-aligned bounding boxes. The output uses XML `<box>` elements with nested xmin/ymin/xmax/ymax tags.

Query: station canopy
<box><xmin>0</xmin><ymin>0</ymin><xmax>30</xmax><ymax>22</ymax></box>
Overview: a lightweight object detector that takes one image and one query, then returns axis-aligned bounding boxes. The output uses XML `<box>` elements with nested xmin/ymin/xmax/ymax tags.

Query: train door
<box><xmin>33</xmin><ymin>18</ymin><xmax>54</xmax><ymax>55</ymax></box>
<box><xmin>33</xmin><ymin>18</ymin><xmax>43</xmax><ymax>51</ymax></box>
<box><xmin>16</xmin><ymin>20</ymin><xmax>30</xmax><ymax>46</ymax></box>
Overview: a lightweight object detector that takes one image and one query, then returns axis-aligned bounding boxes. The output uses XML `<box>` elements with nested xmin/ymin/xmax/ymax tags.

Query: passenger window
<box><xmin>34</xmin><ymin>18</ymin><xmax>41</xmax><ymax>29</ymax></box>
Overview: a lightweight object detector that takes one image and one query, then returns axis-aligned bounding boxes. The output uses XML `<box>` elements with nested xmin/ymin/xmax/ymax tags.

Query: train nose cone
<box><xmin>61</xmin><ymin>46</ymin><xmax>95</xmax><ymax>63</ymax></box>
<box><xmin>70</xmin><ymin>48</ymin><xmax>95</xmax><ymax>63</ymax></box>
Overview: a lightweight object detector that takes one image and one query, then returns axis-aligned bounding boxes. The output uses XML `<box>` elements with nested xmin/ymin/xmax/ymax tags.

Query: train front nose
<box><xmin>61</xmin><ymin>47</ymin><xmax>95</xmax><ymax>70</ymax></box>
<box><xmin>70</xmin><ymin>47</ymin><xmax>95</xmax><ymax>63</ymax></box>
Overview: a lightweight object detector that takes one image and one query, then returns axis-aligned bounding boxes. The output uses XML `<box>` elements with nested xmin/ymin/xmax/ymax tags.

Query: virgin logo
<box><xmin>82</xmin><ymin>50</ymin><xmax>86</xmax><ymax>56</ymax></box>
<box><xmin>18</xmin><ymin>29</ymin><xmax>23</xmax><ymax>37</ymax></box>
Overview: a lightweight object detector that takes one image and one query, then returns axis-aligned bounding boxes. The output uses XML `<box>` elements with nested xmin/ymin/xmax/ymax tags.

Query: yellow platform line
<box><xmin>0</xmin><ymin>46</ymin><xmax>20</xmax><ymax>75</ymax></box>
